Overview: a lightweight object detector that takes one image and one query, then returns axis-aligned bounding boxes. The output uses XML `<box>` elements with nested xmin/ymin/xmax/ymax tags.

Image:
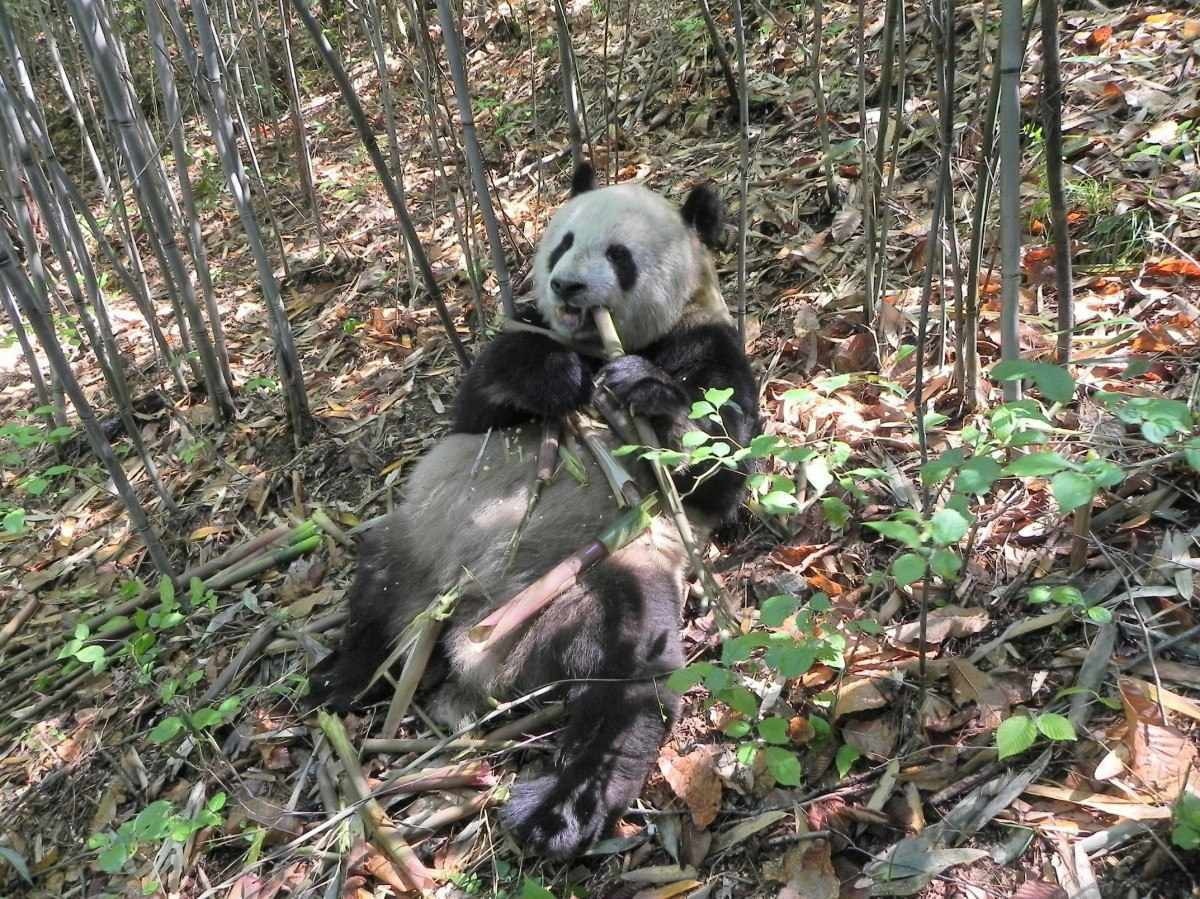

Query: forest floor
<box><xmin>2</xmin><ymin>1</ymin><xmax>1200</xmax><ymax>897</ymax></box>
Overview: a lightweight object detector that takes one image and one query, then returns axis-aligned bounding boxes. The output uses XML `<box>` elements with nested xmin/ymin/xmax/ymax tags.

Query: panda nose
<box><xmin>550</xmin><ymin>277</ymin><xmax>587</xmax><ymax>303</ymax></box>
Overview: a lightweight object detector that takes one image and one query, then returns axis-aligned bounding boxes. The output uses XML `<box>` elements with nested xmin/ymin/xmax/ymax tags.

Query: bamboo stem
<box><xmin>317</xmin><ymin>711</ymin><xmax>436</xmax><ymax>893</ymax></box>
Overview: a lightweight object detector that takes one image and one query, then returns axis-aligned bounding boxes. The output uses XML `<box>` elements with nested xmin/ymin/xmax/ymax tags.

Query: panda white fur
<box><xmin>311</xmin><ymin>164</ymin><xmax>757</xmax><ymax>858</ymax></box>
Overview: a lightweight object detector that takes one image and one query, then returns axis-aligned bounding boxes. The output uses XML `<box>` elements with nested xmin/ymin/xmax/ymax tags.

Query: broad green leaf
<box><xmin>43</xmin><ymin>464</ymin><xmax>73</xmax><ymax>477</ymax></box>
<box><xmin>704</xmin><ymin>387</ymin><xmax>735</xmax><ymax>408</ymax></box>
<box><xmin>921</xmin><ymin>448</ymin><xmax>966</xmax><ymax>485</ymax></box>
<box><xmin>748</xmin><ymin>434</ymin><xmax>786</xmax><ymax>457</ymax></box>
<box><xmin>207</xmin><ymin>792</ymin><xmax>227</xmax><ymax>812</ymax></box>
<box><xmin>132</xmin><ymin>801</ymin><xmax>173</xmax><ymax>839</ymax></box>
<box><xmin>681</xmin><ymin>430</ymin><xmax>710</xmax><ymax>449</ymax></box>
<box><xmin>1035</xmin><ymin>713</ymin><xmax>1077</xmax><ymax>742</ymax></box>
<box><xmin>149</xmin><ymin>716</ymin><xmax>185</xmax><ymax>744</ymax></box>
<box><xmin>821</xmin><ymin>497</ymin><xmax>850</xmax><ymax>529</ymax></box>
<box><xmin>854</xmin><ymin>618</ymin><xmax>883</xmax><ymax>635</ymax></box>
<box><xmin>764</xmin><ymin>641</ymin><xmax>819</xmax><ymax>678</ymax></box>
<box><xmin>159</xmin><ymin>576</ymin><xmax>175</xmax><ymax>610</ymax></box>
<box><xmin>866</xmin><ymin>520</ymin><xmax>923</xmax><ymax>549</ymax></box>
<box><xmin>758</xmin><ymin>717</ymin><xmax>791</xmax><ymax>745</ymax></box>
<box><xmin>930</xmin><ymin>548</ymin><xmax>962</xmax><ymax>580</ymax></box>
<box><xmin>723</xmin><ymin>720</ymin><xmax>751</xmax><ymax>738</ymax></box>
<box><xmin>760</xmin><ymin>595</ymin><xmax>799</xmax><ymax>628</ymax></box>
<box><xmin>809</xmin><ymin>593</ymin><xmax>832</xmax><ymax>612</ymax></box>
<box><xmin>1051</xmin><ymin>471</ymin><xmax>1095</xmax><ymax>511</ymax></box>
<box><xmin>720</xmin><ymin>686</ymin><xmax>759</xmax><ymax>718</ymax></box>
<box><xmin>1081</xmin><ymin>458</ymin><xmax>1124</xmax><ymax>488</ymax></box>
<box><xmin>956</xmin><ymin>456</ymin><xmax>1003</xmax><ymax>495</ymax></box>
<box><xmin>992</xmin><ymin>360</ymin><xmax>1076</xmax><ymax>403</ymax></box>
<box><xmin>996</xmin><ymin>715</ymin><xmax>1038</xmax><ymax>760</ymax></box>
<box><xmin>74</xmin><ymin>623</ymin><xmax>90</xmax><ymax>641</ymax></box>
<box><xmin>97</xmin><ymin>841</ymin><xmax>129</xmax><ymax>874</ymax></box>
<box><xmin>74</xmin><ymin>645</ymin><xmax>105</xmax><ymax>665</ymax></box>
<box><xmin>736</xmin><ymin>743</ymin><xmax>758</xmax><ymax>766</ymax></box>
<box><xmin>3</xmin><ymin>508</ymin><xmax>26</xmax><ymax>533</ymax></box>
<box><xmin>760</xmin><ymin>491</ymin><xmax>800</xmax><ymax>516</ymax></box>
<box><xmin>190</xmin><ymin>708</ymin><xmax>222</xmax><ymax>729</ymax></box>
<box><xmin>689</xmin><ymin>401</ymin><xmax>716</xmax><ymax>419</ymax></box>
<box><xmin>22</xmin><ymin>477</ymin><xmax>48</xmax><ymax>496</ymax></box>
<box><xmin>763</xmin><ymin>746</ymin><xmax>803</xmax><ymax>785</ymax></box>
<box><xmin>1087</xmin><ymin>606</ymin><xmax>1114</xmax><ymax>624</ymax></box>
<box><xmin>1050</xmin><ymin>586</ymin><xmax>1084</xmax><ymax>606</ymax></box>
<box><xmin>666</xmin><ymin>666</ymin><xmax>705</xmax><ymax>692</ymax></box>
<box><xmin>930</xmin><ymin>508</ymin><xmax>968</xmax><ymax>546</ymax></box>
<box><xmin>891</xmin><ymin>553</ymin><xmax>927</xmax><ymax>587</ymax></box>
<box><xmin>835</xmin><ymin>743</ymin><xmax>861</xmax><ymax>778</ymax></box>
<box><xmin>520</xmin><ymin>878</ymin><xmax>556</xmax><ymax>899</ymax></box>
<box><xmin>813</xmin><ymin>374</ymin><xmax>851</xmax><ymax>393</ymax></box>
<box><xmin>1005</xmin><ymin>452</ymin><xmax>1070</xmax><ymax>477</ymax></box>
<box><xmin>722</xmin><ymin>633</ymin><xmax>771</xmax><ymax>664</ymax></box>
<box><xmin>1028</xmin><ymin>585</ymin><xmax>1053</xmax><ymax>604</ymax></box>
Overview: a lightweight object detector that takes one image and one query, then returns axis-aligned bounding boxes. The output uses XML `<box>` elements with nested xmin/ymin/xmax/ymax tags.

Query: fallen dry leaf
<box><xmin>890</xmin><ymin>605</ymin><xmax>990</xmax><ymax>645</ymax></box>
<box><xmin>658</xmin><ymin>746</ymin><xmax>723</xmax><ymax>828</ymax></box>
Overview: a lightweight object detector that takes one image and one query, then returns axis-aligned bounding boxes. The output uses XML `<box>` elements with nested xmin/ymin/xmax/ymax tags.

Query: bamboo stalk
<box><xmin>380</xmin><ymin>615</ymin><xmax>443</xmax><ymax>739</ymax></box>
<box><xmin>592</xmin><ymin>307</ymin><xmax>732</xmax><ymax>625</ymax></box>
<box><xmin>469</xmin><ymin>496</ymin><xmax>657</xmax><ymax>650</ymax></box>
<box><xmin>317</xmin><ymin>711</ymin><xmax>436</xmax><ymax>893</ymax></box>
<box><xmin>0</xmin><ymin>596</ymin><xmax>40</xmax><ymax>653</ymax></box>
<box><xmin>1040</xmin><ymin>0</ymin><xmax>1073</xmax><ymax>365</ymax></box>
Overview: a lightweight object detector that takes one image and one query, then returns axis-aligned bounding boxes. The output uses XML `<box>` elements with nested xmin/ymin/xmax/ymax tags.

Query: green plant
<box><xmin>2</xmin><ymin>507</ymin><xmax>26</xmax><ymax>534</ymax></box>
<box><xmin>1172</xmin><ymin>792</ymin><xmax>1200</xmax><ymax>851</ymax></box>
<box><xmin>995</xmin><ymin>712</ymin><xmax>1077</xmax><ymax>760</ymax></box>
<box><xmin>56</xmin><ymin>622</ymin><xmax>109</xmax><ymax>674</ymax></box>
<box><xmin>1026</xmin><ymin>584</ymin><xmax>1112</xmax><ymax>623</ymax></box>
<box><xmin>87</xmin><ymin>794</ymin><xmax>226</xmax><ymax>875</ymax></box>
<box><xmin>243</xmin><ymin>376</ymin><xmax>279</xmax><ymax>393</ymax></box>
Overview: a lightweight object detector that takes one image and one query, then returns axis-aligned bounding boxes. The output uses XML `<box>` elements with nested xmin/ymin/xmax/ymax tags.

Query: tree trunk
<box><xmin>998</xmin><ymin>0</ymin><xmax>1024</xmax><ymax>400</ymax></box>
<box><xmin>1041</xmin><ymin>0</ymin><xmax>1072</xmax><ymax>365</ymax></box>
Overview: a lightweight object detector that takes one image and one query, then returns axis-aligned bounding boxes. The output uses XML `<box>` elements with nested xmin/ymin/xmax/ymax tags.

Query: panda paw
<box><xmin>499</xmin><ymin>773</ymin><xmax>610</xmax><ymax>859</ymax></box>
<box><xmin>597</xmin><ymin>355</ymin><xmax>686</xmax><ymax>419</ymax></box>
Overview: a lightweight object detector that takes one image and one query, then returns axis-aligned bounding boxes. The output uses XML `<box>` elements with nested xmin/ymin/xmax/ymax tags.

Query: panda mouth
<box><xmin>556</xmin><ymin>305</ymin><xmax>596</xmax><ymax>337</ymax></box>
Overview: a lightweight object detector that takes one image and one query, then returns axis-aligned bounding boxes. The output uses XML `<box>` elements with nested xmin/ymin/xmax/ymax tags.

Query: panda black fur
<box><xmin>310</xmin><ymin>164</ymin><xmax>757</xmax><ymax>859</ymax></box>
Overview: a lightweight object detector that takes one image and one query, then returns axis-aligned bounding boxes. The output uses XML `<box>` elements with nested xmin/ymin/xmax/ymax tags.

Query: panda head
<box><xmin>533</xmin><ymin>164</ymin><xmax>724</xmax><ymax>351</ymax></box>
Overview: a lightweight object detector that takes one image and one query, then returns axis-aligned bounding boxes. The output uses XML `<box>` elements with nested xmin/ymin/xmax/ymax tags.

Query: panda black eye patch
<box><xmin>548</xmin><ymin>232</ymin><xmax>574</xmax><ymax>270</ymax></box>
<box><xmin>606</xmin><ymin>243</ymin><xmax>638</xmax><ymax>291</ymax></box>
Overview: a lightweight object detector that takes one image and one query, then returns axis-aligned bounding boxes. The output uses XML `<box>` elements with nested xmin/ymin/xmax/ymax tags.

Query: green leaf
<box><xmin>1051</xmin><ymin>471</ymin><xmax>1095</xmax><ymax>511</ymax></box>
<box><xmin>736</xmin><ymin>743</ymin><xmax>758</xmax><ymax>766</ymax></box>
<box><xmin>667</xmin><ymin>666</ymin><xmax>706</xmax><ymax>692</ymax></box>
<box><xmin>1005</xmin><ymin>451</ymin><xmax>1070</xmax><ymax>477</ymax></box>
<box><xmin>813</xmin><ymin>374</ymin><xmax>851</xmax><ymax>393</ymax></box>
<box><xmin>158</xmin><ymin>576</ymin><xmax>175</xmax><ymax>610</ymax></box>
<box><xmin>809</xmin><ymin>593</ymin><xmax>832</xmax><ymax>612</ymax></box>
<box><xmin>763</xmin><ymin>746</ymin><xmax>803</xmax><ymax>785</ymax></box>
<box><xmin>723</xmin><ymin>720</ymin><xmax>751</xmax><ymax>738</ymax></box>
<box><xmin>760</xmin><ymin>595</ymin><xmax>799</xmax><ymax>627</ymax></box>
<box><xmin>1027</xmin><ymin>585</ymin><xmax>1053</xmax><ymax>604</ymax></box>
<box><xmin>1050</xmin><ymin>586</ymin><xmax>1084</xmax><ymax>606</ymax></box>
<box><xmin>920</xmin><ymin>448</ymin><xmax>966</xmax><ymax>485</ymax></box>
<box><xmin>764</xmin><ymin>641</ymin><xmax>819</xmax><ymax>678</ymax></box>
<box><xmin>853</xmin><ymin>618</ymin><xmax>883</xmax><ymax>635</ymax></box>
<box><xmin>929</xmin><ymin>508</ymin><xmax>968</xmax><ymax>546</ymax></box>
<box><xmin>43</xmin><ymin>464</ymin><xmax>73</xmax><ymax>477</ymax></box>
<box><xmin>132</xmin><ymin>801</ymin><xmax>173</xmax><ymax>839</ymax></box>
<box><xmin>1086</xmin><ymin>606</ymin><xmax>1113</xmax><ymax>624</ymax></box>
<box><xmin>996</xmin><ymin>715</ymin><xmax>1038</xmax><ymax>760</ymax></box>
<box><xmin>519</xmin><ymin>877</ymin><xmax>557</xmax><ymax>899</ymax></box>
<box><xmin>207</xmin><ymin>792</ymin><xmax>227</xmax><ymax>812</ymax></box>
<box><xmin>1173</xmin><ymin>823</ymin><xmax>1200</xmax><ymax>851</ymax></box>
<box><xmin>891</xmin><ymin>553</ymin><xmax>927</xmax><ymax>587</ymax></box>
<box><xmin>895</xmin><ymin>344</ymin><xmax>916</xmax><ymax>362</ymax></box>
<box><xmin>74</xmin><ymin>623</ymin><xmax>90</xmax><ymax>641</ymax></box>
<box><xmin>835</xmin><ymin>743</ymin><xmax>861</xmax><ymax>778</ymax></box>
<box><xmin>821</xmin><ymin>497</ymin><xmax>850</xmax><ymax>529</ymax></box>
<box><xmin>704</xmin><ymin>387</ymin><xmax>735</xmax><ymax>408</ymax></box>
<box><xmin>149</xmin><ymin>716</ymin><xmax>185</xmax><ymax>744</ymax></box>
<box><xmin>3</xmin><ymin>507</ymin><xmax>26</xmax><ymax>533</ymax></box>
<box><xmin>760</xmin><ymin>491</ymin><xmax>800</xmax><ymax>516</ymax></box>
<box><xmin>720</xmin><ymin>686</ymin><xmax>759</xmax><ymax>718</ymax></box>
<box><xmin>190</xmin><ymin>708</ymin><xmax>222</xmax><ymax>729</ymax></box>
<box><xmin>74</xmin><ymin>645</ymin><xmax>105</xmax><ymax>665</ymax></box>
<box><xmin>930</xmin><ymin>548</ymin><xmax>962</xmax><ymax>580</ymax></box>
<box><xmin>865</xmin><ymin>520</ymin><xmax>923</xmax><ymax>549</ymax></box>
<box><xmin>992</xmin><ymin>360</ymin><xmax>1076</xmax><ymax>403</ymax></box>
<box><xmin>681</xmin><ymin>430</ymin><xmax>710</xmax><ymax>449</ymax></box>
<box><xmin>96</xmin><ymin>841</ymin><xmax>129</xmax><ymax>874</ymax></box>
<box><xmin>689</xmin><ymin>400</ymin><xmax>716</xmax><ymax>419</ymax></box>
<box><xmin>22</xmin><ymin>477</ymin><xmax>48</xmax><ymax>496</ymax></box>
<box><xmin>758</xmin><ymin>717</ymin><xmax>791</xmax><ymax>745</ymax></box>
<box><xmin>1081</xmin><ymin>458</ymin><xmax>1124</xmax><ymax>489</ymax></box>
<box><xmin>1035</xmin><ymin>713</ymin><xmax>1077</xmax><ymax>743</ymax></box>
<box><xmin>956</xmin><ymin>456</ymin><xmax>1003</xmax><ymax>495</ymax></box>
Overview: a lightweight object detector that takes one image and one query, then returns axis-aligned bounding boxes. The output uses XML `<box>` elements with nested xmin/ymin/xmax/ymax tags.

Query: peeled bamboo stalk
<box><xmin>469</xmin><ymin>496</ymin><xmax>657</xmax><ymax>650</ymax></box>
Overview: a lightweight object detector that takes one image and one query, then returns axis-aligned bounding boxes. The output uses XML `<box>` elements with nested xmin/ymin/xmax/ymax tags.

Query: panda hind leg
<box><xmin>499</xmin><ymin>566</ymin><xmax>684</xmax><ymax>859</ymax></box>
<box><xmin>305</xmin><ymin>523</ymin><xmax>429</xmax><ymax>712</ymax></box>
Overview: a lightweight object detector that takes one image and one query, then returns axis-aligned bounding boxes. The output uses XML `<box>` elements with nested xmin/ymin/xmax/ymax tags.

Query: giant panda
<box><xmin>310</xmin><ymin>163</ymin><xmax>757</xmax><ymax>859</ymax></box>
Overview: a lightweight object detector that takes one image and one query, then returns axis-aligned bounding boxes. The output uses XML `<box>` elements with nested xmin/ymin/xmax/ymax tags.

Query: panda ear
<box><xmin>682</xmin><ymin>185</ymin><xmax>722</xmax><ymax>249</ymax></box>
<box><xmin>570</xmin><ymin>163</ymin><xmax>596</xmax><ymax>197</ymax></box>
